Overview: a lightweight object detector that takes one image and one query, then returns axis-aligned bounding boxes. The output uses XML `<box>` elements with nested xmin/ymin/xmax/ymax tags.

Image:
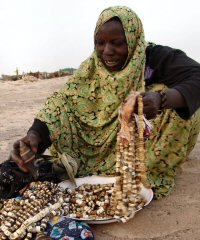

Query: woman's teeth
<box><xmin>105</xmin><ymin>61</ymin><xmax>117</xmax><ymax>67</ymax></box>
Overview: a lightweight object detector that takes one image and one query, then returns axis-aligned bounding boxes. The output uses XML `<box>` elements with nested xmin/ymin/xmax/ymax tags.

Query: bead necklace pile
<box><xmin>0</xmin><ymin>181</ymin><xmax>65</xmax><ymax>240</ymax></box>
<box><xmin>0</xmin><ymin>182</ymin><xmax>118</xmax><ymax>239</ymax></box>
<box><xmin>65</xmin><ymin>183</ymin><xmax>115</xmax><ymax>219</ymax></box>
<box><xmin>0</xmin><ymin>93</ymin><xmax>148</xmax><ymax>238</ymax></box>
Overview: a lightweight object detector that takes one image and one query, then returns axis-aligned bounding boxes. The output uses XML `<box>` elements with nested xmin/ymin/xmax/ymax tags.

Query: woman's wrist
<box><xmin>27</xmin><ymin>130</ymin><xmax>42</xmax><ymax>143</ymax></box>
<box><xmin>158</xmin><ymin>91</ymin><xmax>167</xmax><ymax>110</ymax></box>
<box><xmin>159</xmin><ymin>89</ymin><xmax>186</xmax><ymax>110</ymax></box>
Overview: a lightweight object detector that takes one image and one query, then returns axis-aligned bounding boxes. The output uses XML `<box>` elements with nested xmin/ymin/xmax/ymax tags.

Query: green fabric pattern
<box><xmin>36</xmin><ymin>6</ymin><xmax>200</xmax><ymax>199</ymax></box>
<box><xmin>146</xmin><ymin>84</ymin><xmax>200</xmax><ymax>199</ymax></box>
<box><xmin>37</xmin><ymin>6</ymin><xmax>146</xmax><ymax>176</ymax></box>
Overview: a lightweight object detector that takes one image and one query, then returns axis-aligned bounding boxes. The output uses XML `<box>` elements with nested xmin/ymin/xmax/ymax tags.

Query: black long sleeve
<box><xmin>146</xmin><ymin>45</ymin><xmax>200</xmax><ymax>119</ymax></box>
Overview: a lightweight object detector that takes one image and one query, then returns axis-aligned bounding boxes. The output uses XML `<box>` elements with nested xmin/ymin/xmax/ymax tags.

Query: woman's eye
<box><xmin>113</xmin><ymin>40</ymin><xmax>126</xmax><ymax>47</ymax></box>
<box><xmin>95</xmin><ymin>40</ymin><xmax>104</xmax><ymax>46</ymax></box>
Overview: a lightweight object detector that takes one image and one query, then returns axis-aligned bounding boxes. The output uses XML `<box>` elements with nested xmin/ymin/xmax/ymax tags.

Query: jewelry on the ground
<box><xmin>0</xmin><ymin>93</ymin><xmax>148</xmax><ymax>238</ymax></box>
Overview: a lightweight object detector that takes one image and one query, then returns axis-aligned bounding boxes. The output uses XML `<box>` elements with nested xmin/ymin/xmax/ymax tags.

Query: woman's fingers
<box><xmin>12</xmin><ymin>137</ymin><xmax>34</xmax><ymax>173</ymax></box>
<box><xmin>11</xmin><ymin>131</ymin><xmax>42</xmax><ymax>173</ymax></box>
<box><xmin>141</xmin><ymin>92</ymin><xmax>161</xmax><ymax>119</ymax></box>
<box><xmin>27</xmin><ymin>130</ymin><xmax>41</xmax><ymax>153</ymax></box>
<box><xmin>10</xmin><ymin>149</ymin><xmax>29</xmax><ymax>173</ymax></box>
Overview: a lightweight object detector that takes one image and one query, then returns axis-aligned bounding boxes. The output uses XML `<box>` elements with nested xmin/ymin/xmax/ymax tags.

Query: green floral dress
<box><xmin>36</xmin><ymin>6</ymin><xmax>200</xmax><ymax>199</ymax></box>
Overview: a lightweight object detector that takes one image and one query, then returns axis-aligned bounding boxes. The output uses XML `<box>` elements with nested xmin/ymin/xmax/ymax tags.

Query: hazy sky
<box><xmin>0</xmin><ymin>0</ymin><xmax>200</xmax><ymax>75</ymax></box>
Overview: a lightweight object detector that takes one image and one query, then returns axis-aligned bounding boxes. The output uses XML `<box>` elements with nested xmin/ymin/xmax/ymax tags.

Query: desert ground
<box><xmin>0</xmin><ymin>77</ymin><xmax>200</xmax><ymax>240</ymax></box>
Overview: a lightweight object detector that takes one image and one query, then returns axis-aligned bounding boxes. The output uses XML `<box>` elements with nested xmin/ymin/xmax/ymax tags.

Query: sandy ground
<box><xmin>0</xmin><ymin>77</ymin><xmax>200</xmax><ymax>240</ymax></box>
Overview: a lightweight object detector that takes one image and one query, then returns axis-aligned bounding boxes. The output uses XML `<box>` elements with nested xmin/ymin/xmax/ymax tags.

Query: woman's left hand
<box><xmin>140</xmin><ymin>92</ymin><xmax>161</xmax><ymax>119</ymax></box>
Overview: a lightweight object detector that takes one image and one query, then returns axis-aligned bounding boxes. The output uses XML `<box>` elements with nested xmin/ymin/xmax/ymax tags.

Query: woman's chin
<box><xmin>104</xmin><ymin>63</ymin><xmax>121</xmax><ymax>72</ymax></box>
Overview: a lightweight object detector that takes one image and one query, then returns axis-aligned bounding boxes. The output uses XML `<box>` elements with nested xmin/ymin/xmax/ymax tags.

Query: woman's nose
<box><xmin>103</xmin><ymin>43</ymin><xmax>114</xmax><ymax>55</ymax></box>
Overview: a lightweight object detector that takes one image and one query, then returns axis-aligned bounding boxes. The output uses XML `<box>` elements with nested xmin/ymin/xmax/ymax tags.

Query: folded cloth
<box><xmin>44</xmin><ymin>216</ymin><xmax>95</xmax><ymax>240</ymax></box>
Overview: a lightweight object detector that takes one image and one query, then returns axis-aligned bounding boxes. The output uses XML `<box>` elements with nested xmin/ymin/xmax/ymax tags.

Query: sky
<box><xmin>0</xmin><ymin>0</ymin><xmax>200</xmax><ymax>75</ymax></box>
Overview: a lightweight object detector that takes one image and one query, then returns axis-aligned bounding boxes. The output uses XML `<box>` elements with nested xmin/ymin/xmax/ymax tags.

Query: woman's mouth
<box><xmin>104</xmin><ymin>60</ymin><xmax>118</xmax><ymax>67</ymax></box>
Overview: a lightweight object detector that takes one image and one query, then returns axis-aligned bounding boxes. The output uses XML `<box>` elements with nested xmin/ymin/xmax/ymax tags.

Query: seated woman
<box><xmin>11</xmin><ymin>6</ymin><xmax>200</xmax><ymax>200</ymax></box>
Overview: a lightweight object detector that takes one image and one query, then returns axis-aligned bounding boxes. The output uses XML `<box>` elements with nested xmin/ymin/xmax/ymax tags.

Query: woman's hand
<box><xmin>140</xmin><ymin>92</ymin><xmax>161</xmax><ymax>119</ymax></box>
<box><xmin>11</xmin><ymin>130</ymin><xmax>42</xmax><ymax>172</ymax></box>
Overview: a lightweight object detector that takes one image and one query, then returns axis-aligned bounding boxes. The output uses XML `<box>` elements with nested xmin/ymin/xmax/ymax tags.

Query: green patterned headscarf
<box><xmin>37</xmin><ymin>6</ymin><xmax>147</xmax><ymax>176</ymax></box>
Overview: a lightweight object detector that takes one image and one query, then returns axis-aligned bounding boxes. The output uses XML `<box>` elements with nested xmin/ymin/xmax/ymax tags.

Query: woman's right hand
<box><xmin>11</xmin><ymin>130</ymin><xmax>42</xmax><ymax>173</ymax></box>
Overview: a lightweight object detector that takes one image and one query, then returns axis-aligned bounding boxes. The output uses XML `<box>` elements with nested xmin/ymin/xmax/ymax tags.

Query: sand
<box><xmin>0</xmin><ymin>77</ymin><xmax>200</xmax><ymax>240</ymax></box>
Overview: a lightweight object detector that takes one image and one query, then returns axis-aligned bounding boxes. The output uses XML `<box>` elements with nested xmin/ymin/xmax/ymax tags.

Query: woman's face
<box><xmin>95</xmin><ymin>19</ymin><xmax>128</xmax><ymax>71</ymax></box>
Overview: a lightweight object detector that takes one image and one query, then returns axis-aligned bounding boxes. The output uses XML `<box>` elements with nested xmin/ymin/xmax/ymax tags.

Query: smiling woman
<box><xmin>0</xmin><ymin>5</ymin><xmax>199</xmax><ymax>239</ymax></box>
<box><xmin>95</xmin><ymin>17</ymin><xmax>128</xmax><ymax>71</ymax></box>
<box><xmin>0</xmin><ymin>3</ymin><xmax>200</xmax><ymax>240</ymax></box>
<box><xmin>7</xmin><ymin>6</ymin><xmax>200</xmax><ymax>201</ymax></box>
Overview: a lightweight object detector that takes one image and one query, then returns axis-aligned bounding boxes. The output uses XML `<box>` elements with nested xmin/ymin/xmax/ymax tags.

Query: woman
<box><xmin>11</xmin><ymin>6</ymin><xmax>200</xmax><ymax>199</ymax></box>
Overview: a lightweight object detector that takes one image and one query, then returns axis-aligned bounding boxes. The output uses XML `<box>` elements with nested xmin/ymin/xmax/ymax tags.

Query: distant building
<box><xmin>60</xmin><ymin>68</ymin><xmax>76</xmax><ymax>75</ymax></box>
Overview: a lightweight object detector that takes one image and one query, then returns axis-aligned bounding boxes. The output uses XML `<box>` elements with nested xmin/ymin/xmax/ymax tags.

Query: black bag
<box><xmin>0</xmin><ymin>156</ymin><xmax>60</xmax><ymax>199</ymax></box>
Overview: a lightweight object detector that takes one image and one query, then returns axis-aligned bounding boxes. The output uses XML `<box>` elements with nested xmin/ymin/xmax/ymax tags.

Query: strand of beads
<box><xmin>35</xmin><ymin>232</ymin><xmax>53</xmax><ymax>240</ymax></box>
<box><xmin>0</xmin><ymin>181</ymin><xmax>65</xmax><ymax>239</ymax></box>
<box><xmin>111</xmin><ymin>94</ymin><xmax>147</xmax><ymax>222</ymax></box>
<box><xmin>137</xmin><ymin>95</ymin><xmax>148</xmax><ymax>185</ymax></box>
<box><xmin>10</xmin><ymin>198</ymin><xmax>63</xmax><ymax>239</ymax></box>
